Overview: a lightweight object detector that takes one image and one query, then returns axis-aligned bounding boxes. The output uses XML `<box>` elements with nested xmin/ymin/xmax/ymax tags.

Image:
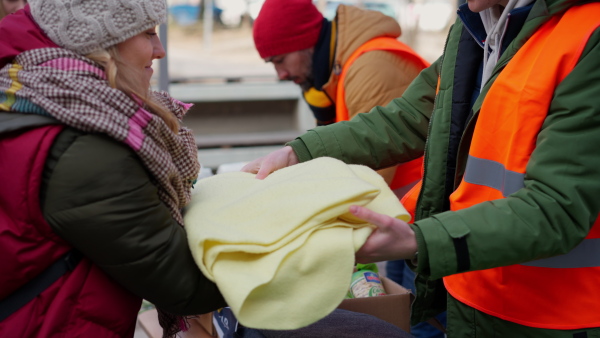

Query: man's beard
<box><xmin>298</xmin><ymin>52</ymin><xmax>314</xmax><ymax>92</ymax></box>
<box><xmin>299</xmin><ymin>74</ymin><xmax>315</xmax><ymax>92</ymax></box>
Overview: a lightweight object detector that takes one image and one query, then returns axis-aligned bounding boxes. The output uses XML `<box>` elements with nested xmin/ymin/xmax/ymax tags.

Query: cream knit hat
<box><xmin>29</xmin><ymin>0</ymin><xmax>167</xmax><ymax>55</ymax></box>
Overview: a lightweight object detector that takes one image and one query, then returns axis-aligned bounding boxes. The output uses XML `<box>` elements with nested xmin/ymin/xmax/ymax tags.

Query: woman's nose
<box><xmin>153</xmin><ymin>38</ymin><xmax>166</xmax><ymax>60</ymax></box>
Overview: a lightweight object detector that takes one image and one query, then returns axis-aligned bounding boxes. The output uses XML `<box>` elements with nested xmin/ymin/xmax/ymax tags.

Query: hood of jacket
<box><xmin>322</xmin><ymin>4</ymin><xmax>402</xmax><ymax>99</ymax></box>
<box><xmin>0</xmin><ymin>5</ymin><xmax>58</xmax><ymax>69</ymax></box>
<box><xmin>335</xmin><ymin>4</ymin><xmax>402</xmax><ymax>64</ymax></box>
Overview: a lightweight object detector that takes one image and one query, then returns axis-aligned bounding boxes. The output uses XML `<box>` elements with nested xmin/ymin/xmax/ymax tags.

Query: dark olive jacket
<box><xmin>1</xmin><ymin>112</ymin><xmax>226</xmax><ymax>316</ymax></box>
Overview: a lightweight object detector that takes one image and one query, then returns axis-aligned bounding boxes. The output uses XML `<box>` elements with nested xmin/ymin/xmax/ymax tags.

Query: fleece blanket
<box><xmin>184</xmin><ymin>157</ymin><xmax>410</xmax><ymax>330</ymax></box>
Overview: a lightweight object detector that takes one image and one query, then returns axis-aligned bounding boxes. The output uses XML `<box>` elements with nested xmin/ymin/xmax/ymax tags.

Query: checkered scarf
<box><xmin>0</xmin><ymin>48</ymin><xmax>199</xmax><ymax>225</ymax></box>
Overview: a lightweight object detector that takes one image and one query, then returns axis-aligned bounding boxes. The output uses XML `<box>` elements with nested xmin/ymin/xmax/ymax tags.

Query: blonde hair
<box><xmin>86</xmin><ymin>47</ymin><xmax>180</xmax><ymax>133</ymax></box>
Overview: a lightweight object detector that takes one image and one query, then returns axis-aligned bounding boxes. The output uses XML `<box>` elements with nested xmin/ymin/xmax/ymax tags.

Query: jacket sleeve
<box><xmin>41</xmin><ymin>129</ymin><xmax>227</xmax><ymax>315</ymax></box>
<box><xmin>414</xmin><ymin>28</ymin><xmax>600</xmax><ymax>280</ymax></box>
<box><xmin>288</xmin><ymin>56</ymin><xmax>440</xmax><ymax>168</ymax></box>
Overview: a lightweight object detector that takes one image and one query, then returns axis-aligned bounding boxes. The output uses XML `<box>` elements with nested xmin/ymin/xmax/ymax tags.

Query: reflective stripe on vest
<box><xmin>464</xmin><ymin>154</ymin><xmax>600</xmax><ymax>269</ymax></box>
<box><xmin>336</xmin><ymin>37</ymin><xmax>429</xmax><ymax>201</ymax></box>
<box><xmin>444</xmin><ymin>4</ymin><xmax>600</xmax><ymax>329</ymax></box>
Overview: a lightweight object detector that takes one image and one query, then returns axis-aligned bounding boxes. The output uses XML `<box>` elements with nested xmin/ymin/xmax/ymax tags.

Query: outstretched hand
<box><xmin>241</xmin><ymin>146</ymin><xmax>300</xmax><ymax>179</ymax></box>
<box><xmin>350</xmin><ymin>205</ymin><xmax>418</xmax><ymax>264</ymax></box>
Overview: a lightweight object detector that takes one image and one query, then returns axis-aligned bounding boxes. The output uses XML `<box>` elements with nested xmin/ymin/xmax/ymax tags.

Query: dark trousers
<box><xmin>386</xmin><ymin>259</ymin><xmax>447</xmax><ymax>338</ymax></box>
<box><xmin>243</xmin><ymin>309</ymin><xmax>413</xmax><ymax>338</ymax></box>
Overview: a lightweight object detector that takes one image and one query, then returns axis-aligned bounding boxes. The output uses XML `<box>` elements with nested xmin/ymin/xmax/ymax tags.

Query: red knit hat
<box><xmin>253</xmin><ymin>0</ymin><xmax>324</xmax><ymax>59</ymax></box>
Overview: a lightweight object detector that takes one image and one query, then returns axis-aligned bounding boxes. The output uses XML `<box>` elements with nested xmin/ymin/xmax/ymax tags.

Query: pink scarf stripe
<box><xmin>124</xmin><ymin>107</ymin><xmax>153</xmax><ymax>151</ymax></box>
<box><xmin>172</xmin><ymin>98</ymin><xmax>194</xmax><ymax>111</ymax></box>
<box><xmin>40</xmin><ymin>58</ymin><xmax>106</xmax><ymax>79</ymax></box>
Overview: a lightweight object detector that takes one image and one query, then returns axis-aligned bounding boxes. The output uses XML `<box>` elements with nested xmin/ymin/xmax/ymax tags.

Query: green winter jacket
<box><xmin>288</xmin><ymin>0</ymin><xmax>600</xmax><ymax>324</ymax></box>
<box><xmin>0</xmin><ymin>112</ymin><xmax>227</xmax><ymax>316</ymax></box>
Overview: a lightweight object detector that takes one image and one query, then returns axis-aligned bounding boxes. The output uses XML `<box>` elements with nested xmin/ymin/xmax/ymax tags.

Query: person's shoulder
<box><xmin>53</xmin><ymin>128</ymin><xmax>136</xmax><ymax>163</ymax></box>
<box><xmin>42</xmin><ymin>128</ymin><xmax>156</xmax><ymax>224</ymax></box>
<box><xmin>49</xmin><ymin>128</ymin><xmax>150</xmax><ymax>186</ymax></box>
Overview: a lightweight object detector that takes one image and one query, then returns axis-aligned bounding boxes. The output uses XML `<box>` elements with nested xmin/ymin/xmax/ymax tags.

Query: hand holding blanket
<box><xmin>184</xmin><ymin>157</ymin><xmax>409</xmax><ymax>330</ymax></box>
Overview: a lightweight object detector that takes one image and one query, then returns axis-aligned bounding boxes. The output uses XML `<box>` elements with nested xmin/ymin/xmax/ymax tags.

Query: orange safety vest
<box><xmin>444</xmin><ymin>4</ymin><xmax>600</xmax><ymax>329</ymax></box>
<box><xmin>336</xmin><ymin>37</ymin><xmax>430</xmax><ymax>201</ymax></box>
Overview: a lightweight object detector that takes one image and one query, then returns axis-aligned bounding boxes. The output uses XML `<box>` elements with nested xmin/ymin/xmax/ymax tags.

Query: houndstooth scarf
<box><xmin>0</xmin><ymin>48</ymin><xmax>199</xmax><ymax>225</ymax></box>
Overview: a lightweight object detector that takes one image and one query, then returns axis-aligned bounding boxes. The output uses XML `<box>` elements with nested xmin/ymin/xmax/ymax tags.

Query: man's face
<box><xmin>266</xmin><ymin>48</ymin><xmax>314</xmax><ymax>91</ymax></box>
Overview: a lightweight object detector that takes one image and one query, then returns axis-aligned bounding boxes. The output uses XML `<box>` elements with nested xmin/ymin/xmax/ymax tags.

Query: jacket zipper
<box><xmin>414</xmin><ymin>22</ymin><xmax>454</xmax><ymax>220</ymax></box>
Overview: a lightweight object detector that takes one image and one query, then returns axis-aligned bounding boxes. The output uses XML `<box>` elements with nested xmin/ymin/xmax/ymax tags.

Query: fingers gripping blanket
<box><xmin>184</xmin><ymin>157</ymin><xmax>410</xmax><ymax>330</ymax></box>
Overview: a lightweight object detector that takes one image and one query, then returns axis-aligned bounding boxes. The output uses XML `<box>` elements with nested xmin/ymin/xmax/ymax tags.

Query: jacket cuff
<box><xmin>286</xmin><ymin>139</ymin><xmax>313</xmax><ymax>162</ymax></box>
<box><xmin>414</xmin><ymin>212</ymin><xmax>467</xmax><ymax>279</ymax></box>
<box><xmin>408</xmin><ymin>223</ymin><xmax>429</xmax><ymax>275</ymax></box>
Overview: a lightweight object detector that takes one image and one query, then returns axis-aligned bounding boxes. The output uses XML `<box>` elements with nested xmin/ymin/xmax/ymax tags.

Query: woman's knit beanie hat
<box><xmin>253</xmin><ymin>0</ymin><xmax>324</xmax><ymax>59</ymax></box>
<box><xmin>29</xmin><ymin>0</ymin><xmax>167</xmax><ymax>55</ymax></box>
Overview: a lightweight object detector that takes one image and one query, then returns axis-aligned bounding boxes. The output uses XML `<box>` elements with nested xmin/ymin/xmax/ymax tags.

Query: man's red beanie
<box><xmin>253</xmin><ymin>0</ymin><xmax>324</xmax><ymax>59</ymax></box>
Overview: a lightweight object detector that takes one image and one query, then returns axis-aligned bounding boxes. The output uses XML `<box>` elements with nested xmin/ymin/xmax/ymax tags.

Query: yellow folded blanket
<box><xmin>184</xmin><ymin>157</ymin><xmax>409</xmax><ymax>330</ymax></box>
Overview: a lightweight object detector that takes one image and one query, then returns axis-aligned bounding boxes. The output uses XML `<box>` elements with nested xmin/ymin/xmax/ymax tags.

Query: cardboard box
<box><xmin>188</xmin><ymin>276</ymin><xmax>412</xmax><ymax>336</ymax></box>
<box><xmin>338</xmin><ymin>276</ymin><xmax>412</xmax><ymax>333</ymax></box>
